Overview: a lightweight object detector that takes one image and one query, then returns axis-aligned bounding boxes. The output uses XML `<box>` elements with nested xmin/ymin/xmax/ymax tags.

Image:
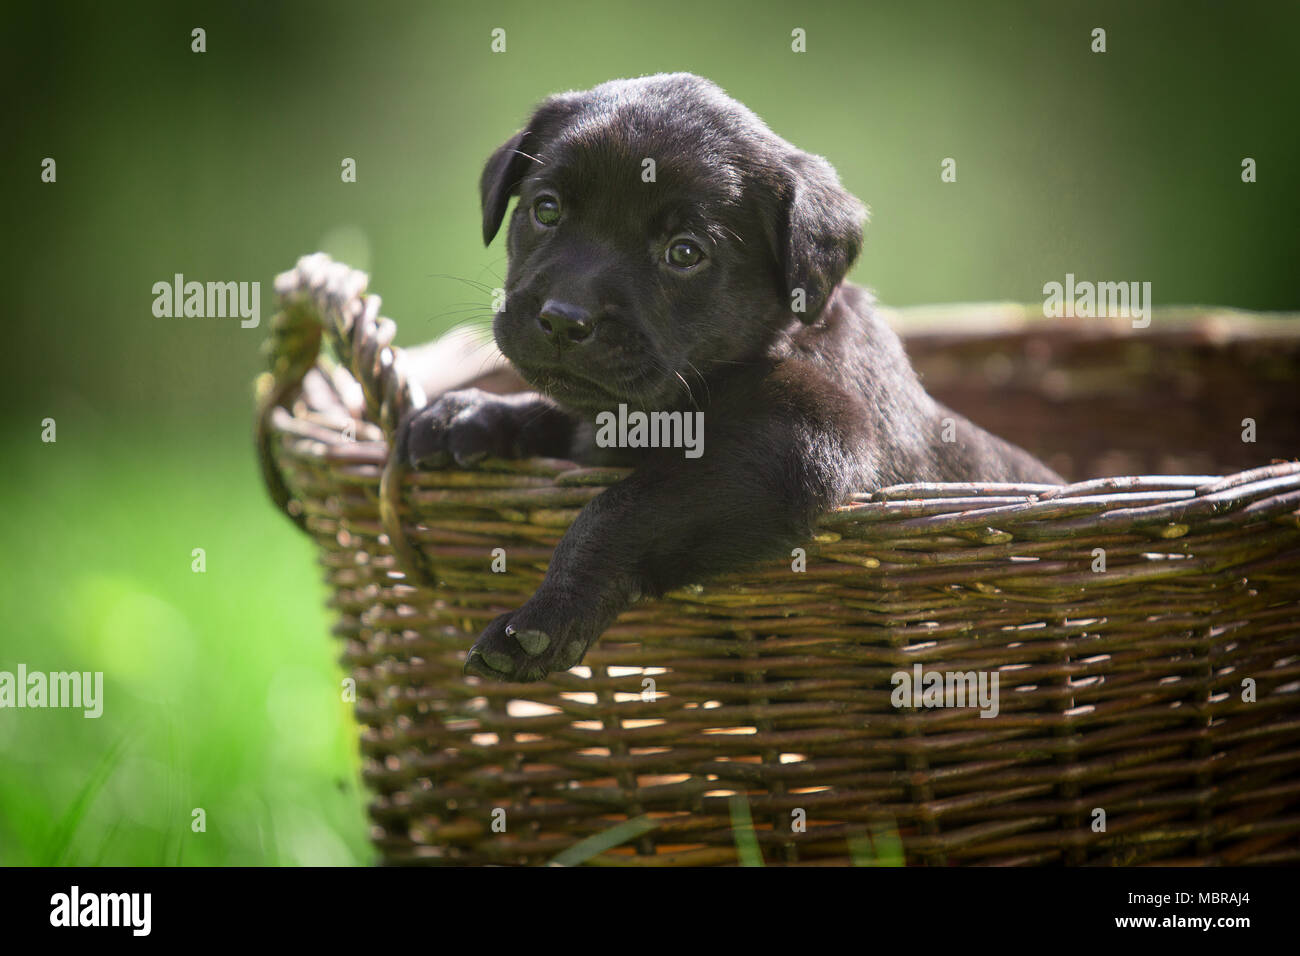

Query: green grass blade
<box><xmin>729</xmin><ymin>794</ymin><xmax>764</xmax><ymax>867</ymax></box>
<box><xmin>44</xmin><ymin>731</ymin><xmax>132</xmax><ymax>866</ymax></box>
<box><xmin>548</xmin><ymin>814</ymin><xmax>658</xmax><ymax>866</ymax></box>
<box><xmin>848</xmin><ymin>820</ymin><xmax>905</xmax><ymax>866</ymax></box>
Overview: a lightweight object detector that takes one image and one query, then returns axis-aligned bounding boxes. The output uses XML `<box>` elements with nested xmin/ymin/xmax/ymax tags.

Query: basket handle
<box><xmin>255</xmin><ymin>253</ymin><xmax>434</xmax><ymax>586</ymax></box>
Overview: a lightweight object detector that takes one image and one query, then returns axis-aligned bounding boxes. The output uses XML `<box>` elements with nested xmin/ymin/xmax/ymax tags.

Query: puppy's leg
<box><xmin>396</xmin><ymin>389</ymin><xmax>577</xmax><ymax>467</ymax></box>
<box><xmin>464</xmin><ymin>417</ymin><xmax>851</xmax><ymax>681</ymax></box>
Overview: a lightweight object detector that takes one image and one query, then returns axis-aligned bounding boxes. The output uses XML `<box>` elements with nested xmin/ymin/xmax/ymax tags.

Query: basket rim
<box><xmin>268</xmin><ymin>405</ymin><xmax>1300</xmax><ymax>547</ymax></box>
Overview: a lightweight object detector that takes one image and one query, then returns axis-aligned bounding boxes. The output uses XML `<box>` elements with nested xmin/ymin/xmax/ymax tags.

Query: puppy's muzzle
<box><xmin>538</xmin><ymin>299</ymin><xmax>596</xmax><ymax>350</ymax></box>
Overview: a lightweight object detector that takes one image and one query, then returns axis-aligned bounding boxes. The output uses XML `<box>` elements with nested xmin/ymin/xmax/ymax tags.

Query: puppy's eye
<box><xmin>666</xmin><ymin>238</ymin><xmax>704</xmax><ymax>269</ymax></box>
<box><xmin>532</xmin><ymin>195</ymin><xmax>561</xmax><ymax>227</ymax></box>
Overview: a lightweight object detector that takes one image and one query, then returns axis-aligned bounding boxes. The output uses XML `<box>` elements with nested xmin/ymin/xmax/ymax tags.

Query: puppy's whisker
<box><xmin>510</xmin><ymin>148</ymin><xmax>545</xmax><ymax>166</ymax></box>
<box><xmin>672</xmin><ymin>369</ymin><xmax>699</xmax><ymax>410</ymax></box>
<box><xmin>519</xmin><ymin>403</ymin><xmax>560</xmax><ymax>432</ymax></box>
<box><xmin>457</xmin><ymin>329</ymin><xmax>495</xmax><ymax>345</ymax></box>
<box><xmin>429</xmin><ymin>307</ymin><xmax>496</xmax><ymax>320</ymax></box>
<box><xmin>427</xmin><ymin>273</ymin><xmax>496</xmax><ymax>294</ymax></box>
<box><xmin>463</xmin><ymin>335</ymin><xmax>514</xmax><ymax>381</ymax></box>
<box><xmin>429</xmin><ymin>314</ymin><xmax>495</xmax><ymax>335</ymax></box>
<box><xmin>455</xmin><ymin>333</ymin><xmax>502</xmax><ymax>361</ymax></box>
<box><xmin>477</xmin><ymin>258</ymin><xmax>508</xmax><ymax>283</ymax></box>
<box><xmin>684</xmin><ymin>360</ymin><xmax>712</xmax><ymax>404</ymax></box>
<box><xmin>640</xmin><ymin>354</ymin><xmax>698</xmax><ymax>410</ymax></box>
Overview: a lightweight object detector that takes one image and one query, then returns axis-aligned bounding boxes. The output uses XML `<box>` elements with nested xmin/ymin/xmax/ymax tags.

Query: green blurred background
<box><xmin>2</xmin><ymin>0</ymin><xmax>1297</xmax><ymax>865</ymax></box>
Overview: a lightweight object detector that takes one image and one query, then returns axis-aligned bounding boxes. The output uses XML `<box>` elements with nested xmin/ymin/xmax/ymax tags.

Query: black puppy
<box><xmin>399</xmin><ymin>73</ymin><xmax>1063</xmax><ymax>682</ymax></box>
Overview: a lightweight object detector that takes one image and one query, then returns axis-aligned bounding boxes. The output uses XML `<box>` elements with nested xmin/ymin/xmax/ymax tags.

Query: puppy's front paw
<box><xmin>464</xmin><ymin>604</ymin><xmax>597</xmax><ymax>682</ymax></box>
<box><xmin>398</xmin><ymin>388</ymin><xmax>519</xmax><ymax>469</ymax></box>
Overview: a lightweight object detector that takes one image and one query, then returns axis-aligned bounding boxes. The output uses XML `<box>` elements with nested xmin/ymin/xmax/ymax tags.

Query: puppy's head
<box><xmin>480</xmin><ymin>73</ymin><xmax>866</xmax><ymax>412</ymax></box>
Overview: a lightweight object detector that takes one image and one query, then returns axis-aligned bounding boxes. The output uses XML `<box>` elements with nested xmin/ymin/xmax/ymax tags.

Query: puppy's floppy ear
<box><xmin>776</xmin><ymin>151</ymin><xmax>867</xmax><ymax>322</ymax></box>
<box><xmin>480</xmin><ymin>95</ymin><xmax>579</xmax><ymax>246</ymax></box>
<box><xmin>479</xmin><ymin>131</ymin><xmax>533</xmax><ymax>246</ymax></box>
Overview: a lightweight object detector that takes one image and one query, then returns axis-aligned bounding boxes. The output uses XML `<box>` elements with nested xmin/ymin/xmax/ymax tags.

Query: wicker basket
<box><xmin>256</xmin><ymin>255</ymin><xmax>1300</xmax><ymax>866</ymax></box>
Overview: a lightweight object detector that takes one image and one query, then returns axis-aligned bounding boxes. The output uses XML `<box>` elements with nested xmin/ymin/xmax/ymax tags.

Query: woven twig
<box><xmin>257</xmin><ymin>254</ymin><xmax>432</xmax><ymax>580</ymax></box>
<box><xmin>257</xmin><ymin>256</ymin><xmax>1300</xmax><ymax>866</ymax></box>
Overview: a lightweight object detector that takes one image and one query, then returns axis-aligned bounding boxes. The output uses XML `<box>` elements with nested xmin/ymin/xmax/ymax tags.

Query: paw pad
<box><xmin>506</xmin><ymin>624</ymin><xmax>550</xmax><ymax>654</ymax></box>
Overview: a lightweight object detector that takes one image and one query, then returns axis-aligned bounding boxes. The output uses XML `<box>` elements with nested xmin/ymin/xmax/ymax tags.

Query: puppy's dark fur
<box><xmin>399</xmin><ymin>73</ymin><xmax>1063</xmax><ymax>681</ymax></box>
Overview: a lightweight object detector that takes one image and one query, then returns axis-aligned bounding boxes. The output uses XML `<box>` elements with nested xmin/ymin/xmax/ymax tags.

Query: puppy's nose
<box><xmin>537</xmin><ymin>299</ymin><xmax>595</xmax><ymax>348</ymax></box>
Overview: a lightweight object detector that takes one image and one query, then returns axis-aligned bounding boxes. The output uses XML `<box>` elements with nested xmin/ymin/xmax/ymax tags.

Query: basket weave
<box><xmin>257</xmin><ymin>255</ymin><xmax>1300</xmax><ymax>866</ymax></box>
